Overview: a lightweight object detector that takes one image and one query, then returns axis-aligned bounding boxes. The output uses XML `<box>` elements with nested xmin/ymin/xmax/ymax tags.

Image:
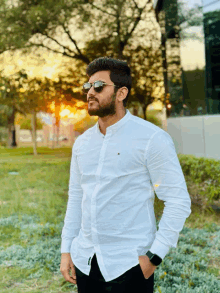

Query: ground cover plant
<box><xmin>0</xmin><ymin>147</ymin><xmax>220</xmax><ymax>293</ymax></box>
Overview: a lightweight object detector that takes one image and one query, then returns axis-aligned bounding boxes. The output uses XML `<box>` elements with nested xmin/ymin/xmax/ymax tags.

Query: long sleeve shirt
<box><xmin>61</xmin><ymin>109</ymin><xmax>191</xmax><ymax>282</ymax></box>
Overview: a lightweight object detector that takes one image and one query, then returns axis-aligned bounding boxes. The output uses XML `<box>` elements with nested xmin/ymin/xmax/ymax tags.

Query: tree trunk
<box><xmin>55</xmin><ymin>102</ymin><xmax>61</xmax><ymax>148</ymax></box>
<box><xmin>55</xmin><ymin>121</ymin><xmax>60</xmax><ymax>147</ymax></box>
<box><xmin>133</xmin><ymin>107</ymin><xmax>138</xmax><ymax>116</ymax></box>
<box><xmin>31</xmin><ymin>110</ymin><xmax>37</xmax><ymax>156</ymax></box>
<box><xmin>142</xmin><ymin>104</ymin><xmax>148</xmax><ymax>120</ymax></box>
<box><xmin>7</xmin><ymin>108</ymin><xmax>16</xmax><ymax>148</ymax></box>
<box><xmin>11</xmin><ymin>125</ymin><xmax>17</xmax><ymax>147</ymax></box>
<box><xmin>7</xmin><ymin>123</ymin><xmax>12</xmax><ymax>147</ymax></box>
<box><xmin>52</xmin><ymin>118</ymin><xmax>55</xmax><ymax>149</ymax></box>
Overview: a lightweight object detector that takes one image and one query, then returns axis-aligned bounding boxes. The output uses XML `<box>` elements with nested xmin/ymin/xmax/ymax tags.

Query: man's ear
<box><xmin>117</xmin><ymin>87</ymin><xmax>128</xmax><ymax>103</ymax></box>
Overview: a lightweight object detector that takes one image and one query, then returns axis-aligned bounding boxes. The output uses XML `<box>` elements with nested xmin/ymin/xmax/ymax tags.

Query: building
<box><xmin>153</xmin><ymin>0</ymin><xmax>220</xmax><ymax>160</ymax></box>
<box><xmin>153</xmin><ymin>0</ymin><xmax>220</xmax><ymax>116</ymax></box>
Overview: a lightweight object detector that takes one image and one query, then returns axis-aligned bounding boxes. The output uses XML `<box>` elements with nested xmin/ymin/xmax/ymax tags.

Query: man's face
<box><xmin>87</xmin><ymin>71</ymin><xmax>117</xmax><ymax>118</ymax></box>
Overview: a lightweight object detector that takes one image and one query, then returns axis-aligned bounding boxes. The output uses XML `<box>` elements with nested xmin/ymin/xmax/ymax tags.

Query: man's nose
<box><xmin>87</xmin><ymin>87</ymin><xmax>96</xmax><ymax>101</ymax></box>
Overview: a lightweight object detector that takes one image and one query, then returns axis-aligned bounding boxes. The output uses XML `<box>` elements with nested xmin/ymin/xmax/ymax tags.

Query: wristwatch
<box><xmin>146</xmin><ymin>250</ymin><xmax>162</xmax><ymax>266</ymax></box>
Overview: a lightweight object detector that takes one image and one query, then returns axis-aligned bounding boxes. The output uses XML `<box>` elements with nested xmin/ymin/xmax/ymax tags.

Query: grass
<box><xmin>0</xmin><ymin>147</ymin><xmax>219</xmax><ymax>292</ymax></box>
<box><xmin>0</xmin><ymin>147</ymin><xmax>74</xmax><ymax>293</ymax></box>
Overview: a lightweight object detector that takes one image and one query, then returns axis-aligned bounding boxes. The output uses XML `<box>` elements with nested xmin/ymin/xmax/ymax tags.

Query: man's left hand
<box><xmin>138</xmin><ymin>255</ymin><xmax>157</xmax><ymax>279</ymax></box>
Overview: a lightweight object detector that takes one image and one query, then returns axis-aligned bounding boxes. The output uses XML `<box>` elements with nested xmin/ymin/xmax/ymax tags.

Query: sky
<box><xmin>202</xmin><ymin>0</ymin><xmax>220</xmax><ymax>13</ymax></box>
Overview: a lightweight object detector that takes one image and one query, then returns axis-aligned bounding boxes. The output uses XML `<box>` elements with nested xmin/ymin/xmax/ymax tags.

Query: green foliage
<box><xmin>0</xmin><ymin>215</ymin><xmax>219</xmax><ymax>292</ymax></box>
<box><xmin>178</xmin><ymin>154</ymin><xmax>220</xmax><ymax>202</ymax></box>
<box><xmin>18</xmin><ymin>114</ymin><xmax>45</xmax><ymax>131</ymax></box>
<box><xmin>0</xmin><ymin>70</ymin><xmax>28</xmax><ymax>114</ymax></box>
<box><xmin>0</xmin><ymin>127</ymin><xmax>7</xmax><ymax>146</ymax></box>
<box><xmin>0</xmin><ymin>0</ymin><xmax>164</xmax><ymax>115</ymax></box>
<box><xmin>0</xmin><ymin>0</ymin><xmax>81</xmax><ymax>53</ymax></box>
<box><xmin>0</xmin><ymin>0</ymin><xmax>150</xmax><ymax>62</ymax></box>
<box><xmin>127</xmin><ymin>45</ymin><xmax>164</xmax><ymax>113</ymax></box>
<box><xmin>0</xmin><ymin>107</ymin><xmax>7</xmax><ymax>127</ymax></box>
<box><xmin>146</xmin><ymin>113</ymin><xmax>162</xmax><ymax>128</ymax></box>
<box><xmin>0</xmin><ymin>148</ymin><xmax>220</xmax><ymax>293</ymax></box>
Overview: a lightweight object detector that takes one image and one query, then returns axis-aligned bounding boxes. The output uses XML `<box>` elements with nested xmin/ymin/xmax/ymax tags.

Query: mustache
<box><xmin>88</xmin><ymin>98</ymin><xmax>98</xmax><ymax>103</ymax></box>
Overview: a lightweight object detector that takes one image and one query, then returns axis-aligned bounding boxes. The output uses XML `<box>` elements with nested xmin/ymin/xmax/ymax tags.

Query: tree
<box><xmin>127</xmin><ymin>42</ymin><xmax>164</xmax><ymax>120</ymax></box>
<box><xmin>0</xmin><ymin>0</ymin><xmax>167</xmax><ymax>121</ymax></box>
<box><xmin>19</xmin><ymin>114</ymin><xmax>44</xmax><ymax>131</ymax></box>
<box><xmin>0</xmin><ymin>70</ymin><xmax>28</xmax><ymax>147</ymax></box>
<box><xmin>16</xmin><ymin>76</ymin><xmax>51</xmax><ymax>154</ymax></box>
<box><xmin>39</xmin><ymin>72</ymin><xmax>87</xmax><ymax>148</ymax></box>
<box><xmin>0</xmin><ymin>105</ymin><xmax>7</xmax><ymax>127</ymax></box>
<box><xmin>18</xmin><ymin>114</ymin><xmax>45</xmax><ymax>147</ymax></box>
<box><xmin>0</xmin><ymin>105</ymin><xmax>9</xmax><ymax>146</ymax></box>
<box><xmin>0</xmin><ymin>0</ymin><xmax>152</xmax><ymax>62</ymax></box>
<box><xmin>0</xmin><ymin>71</ymin><xmax>49</xmax><ymax>153</ymax></box>
<box><xmin>18</xmin><ymin>75</ymin><xmax>79</xmax><ymax>153</ymax></box>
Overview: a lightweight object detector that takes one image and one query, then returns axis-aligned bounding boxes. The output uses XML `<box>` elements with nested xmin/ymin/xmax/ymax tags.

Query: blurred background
<box><xmin>0</xmin><ymin>0</ymin><xmax>219</xmax><ymax>159</ymax></box>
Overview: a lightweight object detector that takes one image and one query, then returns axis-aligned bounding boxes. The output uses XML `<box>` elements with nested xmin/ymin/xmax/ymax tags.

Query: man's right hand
<box><xmin>60</xmin><ymin>253</ymin><xmax>77</xmax><ymax>285</ymax></box>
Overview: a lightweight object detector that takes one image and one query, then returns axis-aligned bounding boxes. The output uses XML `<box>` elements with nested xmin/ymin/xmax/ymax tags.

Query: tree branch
<box><xmin>131</xmin><ymin>0</ymin><xmax>139</xmax><ymax>10</ymax></box>
<box><xmin>40</xmin><ymin>32</ymin><xmax>74</xmax><ymax>54</ymax></box>
<box><xmin>89</xmin><ymin>3</ymin><xmax>117</xmax><ymax>17</ymax></box>
<box><xmin>28</xmin><ymin>42</ymin><xmax>90</xmax><ymax>64</ymax></box>
<box><xmin>28</xmin><ymin>42</ymin><xmax>74</xmax><ymax>58</ymax></box>
<box><xmin>62</xmin><ymin>24</ymin><xmax>90</xmax><ymax>64</ymax></box>
<box><xmin>123</xmin><ymin>0</ymin><xmax>151</xmax><ymax>47</ymax></box>
<box><xmin>142</xmin><ymin>0</ymin><xmax>151</xmax><ymax>10</ymax></box>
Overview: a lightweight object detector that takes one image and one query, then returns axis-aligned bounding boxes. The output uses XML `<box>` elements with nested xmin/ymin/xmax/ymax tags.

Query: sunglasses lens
<box><xmin>94</xmin><ymin>81</ymin><xmax>104</xmax><ymax>92</ymax></box>
<box><xmin>83</xmin><ymin>82</ymin><xmax>91</xmax><ymax>93</ymax></box>
<box><xmin>95</xmin><ymin>86</ymin><xmax>104</xmax><ymax>93</ymax></box>
<box><xmin>83</xmin><ymin>81</ymin><xmax>106</xmax><ymax>93</ymax></box>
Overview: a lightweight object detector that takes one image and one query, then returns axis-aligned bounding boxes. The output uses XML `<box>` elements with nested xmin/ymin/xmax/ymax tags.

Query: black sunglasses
<box><xmin>82</xmin><ymin>80</ymin><xmax>118</xmax><ymax>93</ymax></box>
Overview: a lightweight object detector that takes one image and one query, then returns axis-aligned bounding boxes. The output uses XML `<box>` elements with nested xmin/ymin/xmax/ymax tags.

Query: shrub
<box><xmin>1</xmin><ymin>214</ymin><xmax>220</xmax><ymax>291</ymax></box>
<box><xmin>178</xmin><ymin>154</ymin><xmax>220</xmax><ymax>202</ymax></box>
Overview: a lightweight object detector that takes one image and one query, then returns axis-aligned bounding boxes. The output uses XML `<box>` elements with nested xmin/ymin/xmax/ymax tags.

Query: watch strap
<box><xmin>146</xmin><ymin>250</ymin><xmax>162</xmax><ymax>266</ymax></box>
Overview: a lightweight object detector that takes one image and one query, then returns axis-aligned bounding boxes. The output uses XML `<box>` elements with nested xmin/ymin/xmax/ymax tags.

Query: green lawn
<box><xmin>0</xmin><ymin>147</ymin><xmax>219</xmax><ymax>293</ymax></box>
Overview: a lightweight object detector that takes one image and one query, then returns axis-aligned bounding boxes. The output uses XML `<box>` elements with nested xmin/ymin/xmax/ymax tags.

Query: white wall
<box><xmin>167</xmin><ymin>115</ymin><xmax>220</xmax><ymax>160</ymax></box>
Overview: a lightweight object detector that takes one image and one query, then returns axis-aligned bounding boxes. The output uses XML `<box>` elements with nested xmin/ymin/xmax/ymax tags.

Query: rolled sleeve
<box><xmin>145</xmin><ymin>130</ymin><xmax>191</xmax><ymax>259</ymax></box>
<box><xmin>61</xmin><ymin>140</ymin><xmax>83</xmax><ymax>253</ymax></box>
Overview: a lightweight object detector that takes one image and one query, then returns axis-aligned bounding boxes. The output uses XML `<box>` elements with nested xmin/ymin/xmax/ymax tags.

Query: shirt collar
<box><xmin>95</xmin><ymin>109</ymin><xmax>131</xmax><ymax>135</ymax></box>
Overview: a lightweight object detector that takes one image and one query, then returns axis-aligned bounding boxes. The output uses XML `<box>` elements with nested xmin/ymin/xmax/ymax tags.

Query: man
<box><xmin>60</xmin><ymin>57</ymin><xmax>191</xmax><ymax>292</ymax></box>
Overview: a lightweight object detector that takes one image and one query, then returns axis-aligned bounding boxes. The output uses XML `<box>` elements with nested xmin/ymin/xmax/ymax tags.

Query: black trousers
<box><xmin>75</xmin><ymin>254</ymin><xmax>154</xmax><ymax>293</ymax></box>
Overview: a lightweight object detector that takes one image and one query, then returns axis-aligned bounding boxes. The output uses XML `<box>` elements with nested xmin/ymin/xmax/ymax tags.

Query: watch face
<box><xmin>151</xmin><ymin>255</ymin><xmax>162</xmax><ymax>266</ymax></box>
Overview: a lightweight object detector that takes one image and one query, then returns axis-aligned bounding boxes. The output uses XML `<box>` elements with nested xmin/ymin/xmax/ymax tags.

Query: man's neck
<box><xmin>98</xmin><ymin>108</ymin><xmax>126</xmax><ymax>135</ymax></box>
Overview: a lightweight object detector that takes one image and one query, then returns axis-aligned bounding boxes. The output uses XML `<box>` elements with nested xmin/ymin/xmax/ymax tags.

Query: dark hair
<box><xmin>86</xmin><ymin>57</ymin><xmax>132</xmax><ymax>107</ymax></box>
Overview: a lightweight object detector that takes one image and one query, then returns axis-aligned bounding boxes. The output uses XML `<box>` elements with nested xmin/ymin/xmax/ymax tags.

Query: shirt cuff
<box><xmin>61</xmin><ymin>239</ymin><xmax>73</xmax><ymax>254</ymax></box>
<box><xmin>149</xmin><ymin>238</ymin><xmax>170</xmax><ymax>259</ymax></box>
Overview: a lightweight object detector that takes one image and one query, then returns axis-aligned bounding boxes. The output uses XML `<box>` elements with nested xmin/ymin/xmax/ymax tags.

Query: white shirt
<box><xmin>61</xmin><ymin>109</ymin><xmax>191</xmax><ymax>282</ymax></box>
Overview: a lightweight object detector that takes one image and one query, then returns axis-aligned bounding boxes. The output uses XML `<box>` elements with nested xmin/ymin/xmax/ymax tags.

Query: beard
<box><xmin>87</xmin><ymin>93</ymin><xmax>116</xmax><ymax>118</ymax></box>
